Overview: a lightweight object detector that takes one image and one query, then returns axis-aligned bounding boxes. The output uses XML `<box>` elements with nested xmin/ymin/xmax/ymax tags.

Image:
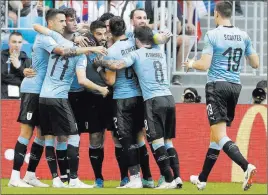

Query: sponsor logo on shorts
<box><xmin>26</xmin><ymin>112</ymin><xmax>33</xmax><ymax>120</ymax></box>
<box><xmin>206</xmin><ymin>104</ymin><xmax>214</xmax><ymax>117</ymax></box>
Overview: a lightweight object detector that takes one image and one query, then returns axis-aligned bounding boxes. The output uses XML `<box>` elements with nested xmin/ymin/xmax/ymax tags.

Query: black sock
<box><xmin>198</xmin><ymin>148</ymin><xmax>220</xmax><ymax>182</ymax></box>
<box><xmin>152</xmin><ymin>145</ymin><xmax>173</xmax><ymax>183</ymax></box>
<box><xmin>56</xmin><ymin>149</ymin><xmax>68</xmax><ymax>177</ymax></box>
<box><xmin>139</xmin><ymin>145</ymin><xmax>152</xmax><ymax>180</ymax></box>
<box><xmin>149</xmin><ymin>144</ymin><xmax>163</xmax><ymax>175</ymax></box>
<box><xmin>127</xmin><ymin>145</ymin><xmax>139</xmax><ymax>176</ymax></box>
<box><xmin>45</xmin><ymin>146</ymin><xmax>58</xmax><ymax>178</ymax></box>
<box><xmin>222</xmin><ymin>141</ymin><xmax>249</xmax><ymax>172</ymax></box>
<box><xmin>13</xmin><ymin>141</ymin><xmax>28</xmax><ymax>171</ymax></box>
<box><xmin>167</xmin><ymin>147</ymin><xmax>180</xmax><ymax>179</ymax></box>
<box><xmin>89</xmin><ymin>147</ymin><xmax>104</xmax><ymax>180</ymax></box>
<box><xmin>67</xmin><ymin>144</ymin><xmax>79</xmax><ymax>179</ymax></box>
<box><xmin>27</xmin><ymin>142</ymin><xmax>44</xmax><ymax>172</ymax></box>
<box><xmin>115</xmin><ymin>147</ymin><xmax>128</xmax><ymax>180</ymax></box>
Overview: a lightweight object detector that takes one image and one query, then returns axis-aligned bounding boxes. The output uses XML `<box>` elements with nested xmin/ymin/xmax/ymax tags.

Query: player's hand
<box><xmin>93</xmin><ymin>55</ymin><xmax>104</xmax><ymax>70</ymax></box>
<box><xmin>182</xmin><ymin>58</ymin><xmax>195</xmax><ymax>73</ymax></box>
<box><xmin>99</xmin><ymin>86</ymin><xmax>109</xmax><ymax>98</ymax></box>
<box><xmin>74</xmin><ymin>36</ymin><xmax>90</xmax><ymax>47</ymax></box>
<box><xmin>91</xmin><ymin>46</ymin><xmax>108</xmax><ymax>56</ymax></box>
<box><xmin>23</xmin><ymin>68</ymin><xmax>36</xmax><ymax>78</ymax></box>
<box><xmin>159</xmin><ymin>29</ymin><xmax>173</xmax><ymax>38</ymax></box>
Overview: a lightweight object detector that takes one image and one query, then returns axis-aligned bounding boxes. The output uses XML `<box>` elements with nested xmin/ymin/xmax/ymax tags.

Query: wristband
<box><xmin>97</xmin><ymin>66</ymin><xmax>103</xmax><ymax>73</ymax></box>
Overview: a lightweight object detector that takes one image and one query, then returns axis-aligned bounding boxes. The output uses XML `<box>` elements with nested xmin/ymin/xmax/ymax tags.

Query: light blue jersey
<box><xmin>203</xmin><ymin>25</ymin><xmax>256</xmax><ymax>84</ymax></box>
<box><xmin>20</xmin><ymin>30</ymin><xmax>73</xmax><ymax>93</ymax></box>
<box><xmin>126</xmin><ymin>30</ymin><xmax>157</xmax><ymax>39</ymax></box>
<box><xmin>105</xmin><ymin>38</ymin><xmax>142</xmax><ymax>99</ymax></box>
<box><xmin>123</xmin><ymin>47</ymin><xmax>171</xmax><ymax>101</ymax></box>
<box><xmin>86</xmin><ymin>53</ymin><xmax>107</xmax><ymax>95</ymax></box>
<box><xmin>40</xmin><ymin>52</ymin><xmax>87</xmax><ymax>98</ymax></box>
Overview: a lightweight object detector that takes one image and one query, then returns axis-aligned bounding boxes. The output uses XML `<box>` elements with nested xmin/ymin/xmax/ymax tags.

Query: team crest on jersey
<box><xmin>26</xmin><ymin>112</ymin><xmax>33</xmax><ymax>120</ymax></box>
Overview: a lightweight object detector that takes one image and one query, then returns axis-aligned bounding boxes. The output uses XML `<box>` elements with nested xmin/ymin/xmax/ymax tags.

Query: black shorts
<box><xmin>82</xmin><ymin>92</ymin><xmax>114</xmax><ymax>134</ymax></box>
<box><xmin>114</xmin><ymin>96</ymin><xmax>144</xmax><ymax>142</ymax></box>
<box><xmin>144</xmin><ymin>95</ymin><xmax>176</xmax><ymax>143</ymax></box>
<box><xmin>39</xmin><ymin>98</ymin><xmax>78</xmax><ymax>136</ymax></box>
<box><xmin>17</xmin><ymin>93</ymin><xmax>40</xmax><ymax>127</ymax></box>
<box><xmin>205</xmin><ymin>81</ymin><xmax>242</xmax><ymax>127</ymax></box>
<box><xmin>68</xmin><ymin>91</ymin><xmax>86</xmax><ymax>132</ymax></box>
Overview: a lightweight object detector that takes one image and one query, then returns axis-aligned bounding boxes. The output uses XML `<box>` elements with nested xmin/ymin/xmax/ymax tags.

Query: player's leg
<box><xmin>164</xmin><ymin>96</ymin><xmax>183</xmax><ymax>188</ymax></box>
<box><xmin>23</xmin><ymin>126</ymin><xmax>49</xmax><ymax>187</ymax></box>
<box><xmin>89</xmin><ymin>131</ymin><xmax>105</xmax><ymax>188</ymax></box>
<box><xmin>115</xmin><ymin>98</ymin><xmax>142</xmax><ymax>188</ymax></box>
<box><xmin>112</xmin><ymin>131</ymin><xmax>129</xmax><ymax>186</ymax></box>
<box><xmin>9</xmin><ymin>93</ymin><xmax>39</xmax><ymax>187</ymax></box>
<box><xmin>145</xmin><ymin>97</ymin><xmax>176</xmax><ymax>189</ymax></box>
<box><xmin>52</xmin><ymin>98</ymin><xmax>92</xmax><ymax>188</ymax></box>
<box><xmin>56</xmin><ymin>136</ymin><xmax>69</xmax><ymax>183</ymax></box>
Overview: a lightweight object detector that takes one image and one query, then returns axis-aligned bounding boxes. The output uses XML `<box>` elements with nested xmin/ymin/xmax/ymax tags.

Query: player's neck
<box><xmin>113</xmin><ymin>34</ymin><xmax>127</xmax><ymax>42</ymax></box>
<box><xmin>218</xmin><ymin>19</ymin><xmax>232</xmax><ymax>27</ymax></box>
<box><xmin>63</xmin><ymin>32</ymin><xmax>74</xmax><ymax>41</ymax></box>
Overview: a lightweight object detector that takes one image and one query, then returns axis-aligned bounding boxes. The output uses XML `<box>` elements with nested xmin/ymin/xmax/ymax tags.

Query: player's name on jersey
<box><xmin>146</xmin><ymin>52</ymin><xmax>164</xmax><ymax>58</ymax></box>
<box><xmin>121</xmin><ymin>45</ymin><xmax>136</xmax><ymax>56</ymax></box>
<box><xmin>224</xmin><ymin>34</ymin><xmax>242</xmax><ymax>41</ymax></box>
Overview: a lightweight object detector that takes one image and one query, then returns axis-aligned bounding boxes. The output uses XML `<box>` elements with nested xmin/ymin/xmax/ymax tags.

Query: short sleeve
<box><xmin>76</xmin><ymin>55</ymin><xmax>87</xmax><ymax>70</ymax></box>
<box><xmin>48</xmin><ymin>30</ymin><xmax>64</xmax><ymax>42</ymax></box>
<box><xmin>244</xmin><ymin>33</ymin><xmax>256</xmax><ymax>56</ymax></box>
<box><xmin>38</xmin><ymin>35</ymin><xmax>59</xmax><ymax>54</ymax></box>
<box><xmin>123</xmin><ymin>51</ymin><xmax>138</xmax><ymax>67</ymax></box>
<box><xmin>202</xmin><ymin>32</ymin><xmax>214</xmax><ymax>55</ymax></box>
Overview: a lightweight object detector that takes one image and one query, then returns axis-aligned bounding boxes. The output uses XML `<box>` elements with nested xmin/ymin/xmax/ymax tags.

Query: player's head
<box><xmin>8</xmin><ymin>31</ymin><xmax>23</xmax><ymax>53</ymax></box>
<box><xmin>62</xmin><ymin>8</ymin><xmax>77</xmax><ymax>34</ymax></box>
<box><xmin>182</xmin><ymin>87</ymin><xmax>201</xmax><ymax>103</ymax></box>
<box><xmin>214</xmin><ymin>1</ymin><xmax>232</xmax><ymax>26</ymax></box>
<box><xmin>99</xmin><ymin>13</ymin><xmax>115</xmax><ymax>33</ymax></box>
<box><xmin>134</xmin><ymin>26</ymin><xmax>154</xmax><ymax>48</ymax></box>
<box><xmin>130</xmin><ymin>8</ymin><xmax>148</xmax><ymax>28</ymax></box>
<box><xmin>45</xmin><ymin>8</ymin><xmax>66</xmax><ymax>34</ymax></box>
<box><xmin>90</xmin><ymin>20</ymin><xmax>107</xmax><ymax>46</ymax></box>
<box><xmin>109</xmin><ymin>16</ymin><xmax>126</xmax><ymax>37</ymax></box>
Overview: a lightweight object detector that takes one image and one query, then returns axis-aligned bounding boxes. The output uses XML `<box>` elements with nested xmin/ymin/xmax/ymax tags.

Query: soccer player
<box><xmin>38</xmin><ymin>32</ymin><xmax>109</xmax><ymax>189</ymax></box>
<box><xmin>81</xmin><ymin>20</ymin><xmax>114</xmax><ymax>188</ymax></box>
<box><xmin>96</xmin><ymin>16</ymin><xmax>145</xmax><ymax>189</ymax></box>
<box><xmin>94</xmin><ymin>26</ymin><xmax>182</xmax><ymax>189</ymax></box>
<box><xmin>8</xmin><ymin>8</ymin><xmax>83</xmax><ymax>188</ymax></box>
<box><xmin>183</xmin><ymin>1</ymin><xmax>259</xmax><ymax>191</ymax></box>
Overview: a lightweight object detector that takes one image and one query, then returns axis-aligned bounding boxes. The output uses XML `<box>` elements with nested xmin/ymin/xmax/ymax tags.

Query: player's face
<box><xmin>105</xmin><ymin>20</ymin><xmax>110</xmax><ymax>33</ymax></box>
<box><xmin>65</xmin><ymin>16</ymin><xmax>77</xmax><ymax>34</ymax></box>
<box><xmin>51</xmin><ymin>13</ymin><xmax>66</xmax><ymax>34</ymax></box>
<box><xmin>131</xmin><ymin>10</ymin><xmax>148</xmax><ymax>28</ymax></box>
<box><xmin>93</xmin><ymin>28</ymin><xmax>107</xmax><ymax>46</ymax></box>
<box><xmin>8</xmin><ymin>35</ymin><xmax>23</xmax><ymax>53</ymax></box>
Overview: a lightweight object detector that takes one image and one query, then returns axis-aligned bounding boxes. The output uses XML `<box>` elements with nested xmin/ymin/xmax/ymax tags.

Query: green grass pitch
<box><xmin>1</xmin><ymin>179</ymin><xmax>266</xmax><ymax>194</ymax></box>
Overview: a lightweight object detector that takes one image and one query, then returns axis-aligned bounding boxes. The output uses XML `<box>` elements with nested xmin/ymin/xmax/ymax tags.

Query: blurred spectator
<box><xmin>252</xmin><ymin>80</ymin><xmax>267</xmax><ymax>104</ymax></box>
<box><xmin>181</xmin><ymin>87</ymin><xmax>201</xmax><ymax>103</ymax></box>
<box><xmin>231</xmin><ymin>1</ymin><xmax>243</xmax><ymax>16</ymax></box>
<box><xmin>1</xmin><ymin>32</ymin><xmax>31</xmax><ymax>99</ymax></box>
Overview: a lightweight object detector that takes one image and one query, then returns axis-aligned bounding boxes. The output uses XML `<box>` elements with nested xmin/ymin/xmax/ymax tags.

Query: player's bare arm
<box><xmin>246</xmin><ymin>53</ymin><xmax>259</xmax><ymax>69</ymax></box>
<box><xmin>94</xmin><ymin>59</ymin><xmax>127</xmax><ymax>71</ymax></box>
<box><xmin>98</xmin><ymin>69</ymin><xmax>116</xmax><ymax>86</ymax></box>
<box><xmin>183</xmin><ymin>54</ymin><xmax>212</xmax><ymax>72</ymax></box>
<box><xmin>76</xmin><ymin>68</ymin><xmax>109</xmax><ymax>97</ymax></box>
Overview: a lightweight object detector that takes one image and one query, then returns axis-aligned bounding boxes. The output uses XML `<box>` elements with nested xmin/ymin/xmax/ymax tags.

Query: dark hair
<box><xmin>215</xmin><ymin>1</ymin><xmax>232</xmax><ymax>18</ymax></box>
<box><xmin>130</xmin><ymin>8</ymin><xmax>147</xmax><ymax>19</ymax></box>
<box><xmin>9</xmin><ymin>31</ymin><xmax>23</xmax><ymax>40</ymax></box>
<box><xmin>90</xmin><ymin>20</ymin><xmax>106</xmax><ymax>33</ymax></box>
<box><xmin>184</xmin><ymin>87</ymin><xmax>201</xmax><ymax>103</ymax></box>
<box><xmin>62</xmin><ymin>8</ymin><xmax>76</xmax><ymax>18</ymax></box>
<box><xmin>99</xmin><ymin>13</ymin><xmax>115</xmax><ymax>22</ymax></box>
<box><xmin>134</xmin><ymin>26</ymin><xmax>154</xmax><ymax>45</ymax></box>
<box><xmin>45</xmin><ymin>8</ymin><xmax>65</xmax><ymax>23</ymax></box>
<box><xmin>109</xmin><ymin>16</ymin><xmax>126</xmax><ymax>37</ymax></box>
<box><xmin>256</xmin><ymin>80</ymin><xmax>267</xmax><ymax>89</ymax></box>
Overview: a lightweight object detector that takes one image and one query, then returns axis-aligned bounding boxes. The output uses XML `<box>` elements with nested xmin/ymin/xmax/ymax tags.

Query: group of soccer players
<box><xmin>8</xmin><ymin>1</ymin><xmax>259</xmax><ymax>191</ymax></box>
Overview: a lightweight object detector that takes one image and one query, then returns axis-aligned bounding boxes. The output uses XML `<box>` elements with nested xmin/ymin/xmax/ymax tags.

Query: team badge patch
<box><xmin>26</xmin><ymin>112</ymin><xmax>33</xmax><ymax>120</ymax></box>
